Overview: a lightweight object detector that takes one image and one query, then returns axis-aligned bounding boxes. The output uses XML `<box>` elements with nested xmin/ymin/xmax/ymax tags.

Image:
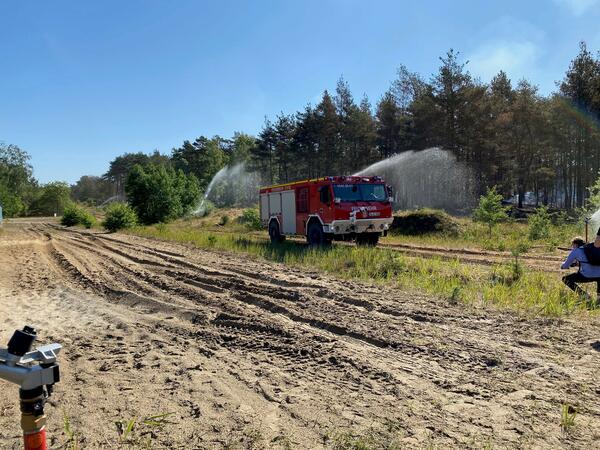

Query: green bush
<box><xmin>219</xmin><ymin>214</ymin><xmax>230</xmax><ymax>226</ymax></box>
<box><xmin>102</xmin><ymin>203</ymin><xmax>137</xmax><ymax>232</ymax></box>
<box><xmin>0</xmin><ymin>184</ymin><xmax>26</xmax><ymax>217</ymax></box>
<box><xmin>390</xmin><ymin>208</ymin><xmax>460</xmax><ymax>235</ymax></box>
<box><xmin>61</xmin><ymin>204</ymin><xmax>81</xmax><ymax>226</ymax></box>
<box><xmin>473</xmin><ymin>186</ymin><xmax>509</xmax><ymax>237</ymax></box>
<box><xmin>80</xmin><ymin>211</ymin><xmax>96</xmax><ymax>229</ymax></box>
<box><xmin>238</xmin><ymin>208</ymin><xmax>262</xmax><ymax>230</ymax></box>
<box><xmin>32</xmin><ymin>181</ymin><xmax>71</xmax><ymax>216</ymax></box>
<box><xmin>528</xmin><ymin>206</ymin><xmax>551</xmax><ymax>240</ymax></box>
<box><xmin>125</xmin><ymin>163</ymin><xmax>201</xmax><ymax>225</ymax></box>
<box><xmin>61</xmin><ymin>204</ymin><xmax>96</xmax><ymax>228</ymax></box>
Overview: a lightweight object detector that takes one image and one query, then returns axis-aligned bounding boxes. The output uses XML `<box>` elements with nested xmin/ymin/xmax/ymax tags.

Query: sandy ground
<box><xmin>1</xmin><ymin>221</ymin><xmax>600</xmax><ymax>449</ymax></box>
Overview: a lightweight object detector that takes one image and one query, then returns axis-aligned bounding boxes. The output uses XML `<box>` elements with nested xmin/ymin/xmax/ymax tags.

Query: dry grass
<box><xmin>130</xmin><ymin>222</ymin><xmax>588</xmax><ymax>317</ymax></box>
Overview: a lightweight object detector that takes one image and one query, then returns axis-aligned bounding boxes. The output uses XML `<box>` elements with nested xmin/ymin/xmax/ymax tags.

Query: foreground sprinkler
<box><xmin>0</xmin><ymin>326</ymin><xmax>61</xmax><ymax>450</ymax></box>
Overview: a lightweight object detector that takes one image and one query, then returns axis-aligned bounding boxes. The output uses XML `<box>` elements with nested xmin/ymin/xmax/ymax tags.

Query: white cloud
<box><xmin>468</xmin><ymin>41</ymin><xmax>540</xmax><ymax>83</ymax></box>
<box><xmin>553</xmin><ymin>0</ymin><xmax>600</xmax><ymax>15</ymax></box>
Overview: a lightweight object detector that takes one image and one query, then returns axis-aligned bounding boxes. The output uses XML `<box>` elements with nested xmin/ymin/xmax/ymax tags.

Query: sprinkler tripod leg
<box><xmin>20</xmin><ymin>387</ymin><xmax>47</xmax><ymax>450</ymax></box>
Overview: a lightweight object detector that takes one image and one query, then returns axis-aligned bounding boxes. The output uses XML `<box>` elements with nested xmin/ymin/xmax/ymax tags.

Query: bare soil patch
<box><xmin>1</xmin><ymin>221</ymin><xmax>599</xmax><ymax>448</ymax></box>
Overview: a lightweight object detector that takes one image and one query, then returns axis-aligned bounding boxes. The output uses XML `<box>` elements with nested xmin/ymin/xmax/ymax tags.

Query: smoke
<box><xmin>194</xmin><ymin>162</ymin><xmax>262</xmax><ymax>215</ymax></box>
<box><xmin>354</xmin><ymin>148</ymin><xmax>479</xmax><ymax>214</ymax></box>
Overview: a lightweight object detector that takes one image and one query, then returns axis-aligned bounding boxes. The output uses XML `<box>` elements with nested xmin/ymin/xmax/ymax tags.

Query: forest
<box><xmin>2</xmin><ymin>42</ymin><xmax>600</xmax><ymax>217</ymax></box>
<box><xmin>248</xmin><ymin>43</ymin><xmax>600</xmax><ymax>209</ymax></box>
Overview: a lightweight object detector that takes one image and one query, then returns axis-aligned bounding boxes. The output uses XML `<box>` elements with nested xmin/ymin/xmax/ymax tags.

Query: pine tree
<box><xmin>375</xmin><ymin>91</ymin><xmax>401</xmax><ymax>159</ymax></box>
<box><xmin>351</xmin><ymin>95</ymin><xmax>378</xmax><ymax>172</ymax></box>
<box><xmin>559</xmin><ymin>42</ymin><xmax>600</xmax><ymax>207</ymax></box>
<box><xmin>171</xmin><ymin>137</ymin><xmax>228</xmax><ymax>191</ymax></box>
<box><xmin>314</xmin><ymin>91</ymin><xmax>341</xmax><ymax>175</ymax></box>
<box><xmin>335</xmin><ymin>76</ymin><xmax>359</xmax><ymax>174</ymax></box>
<box><xmin>273</xmin><ymin>114</ymin><xmax>296</xmax><ymax>183</ymax></box>
<box><xmin>431</xmin><ymin>49</ymin><xmax>473</xmax><ymax>157</ymax></box>
<box><xmin>292</xmin><ymin>105</ymin><xmax>320</xmax><ymax>179</ymax></box>
<box><xmin>473</xmin><ymin>186</ymin><xmax>509</xmax><ymax>237</ymax></box>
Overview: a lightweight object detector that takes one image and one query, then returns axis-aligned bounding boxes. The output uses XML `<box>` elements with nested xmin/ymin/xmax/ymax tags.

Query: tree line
<box><xmin>2</xmin><ymin>42</ymin><xmax>600</xmax><ymax>217</ymax></box>
<box><xmin>249</xmin><ymin>43</ymin><xmax>600</xmax><ymax>209</ymax></box>
<box><xmin>69</xmin><ymin>41</ymin><xmax>600</xmax><ymax>211</ymax></box>
<box><xmin>0</xmin><ymin>143</ymin><xmax>72</xmax><ymax>217</ymax></box>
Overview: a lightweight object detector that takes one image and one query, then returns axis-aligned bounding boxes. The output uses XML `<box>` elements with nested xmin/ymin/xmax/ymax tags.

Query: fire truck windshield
<box><xmin>333</xmin><ymin>184</ymin><xmax>387</xmax><ymax>202</ymax></box>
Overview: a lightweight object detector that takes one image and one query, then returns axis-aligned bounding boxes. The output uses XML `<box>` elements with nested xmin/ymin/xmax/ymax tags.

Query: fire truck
<box><xmin>259</xmin><ymin>176</ymin><xmax>394</xmax><ymax>246</ymax></box>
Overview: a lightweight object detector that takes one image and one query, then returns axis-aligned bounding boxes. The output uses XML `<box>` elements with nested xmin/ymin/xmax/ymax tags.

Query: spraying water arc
<box><xmin>195</xmin><ymin>166</ymin><xmax>229</xmax><ymax>216</ymax></box>
<box><xmin>194</xmin><ymin>162</ymin><xmax>262</xmax><ymax>215</ymax></box>
<box><xmin>354</xmin><ymin>148</ymin><xmax>478</xmax><ymax>214</ymax></box>
<box><xmin>99</xmin><ymin>194</ymin><xmax>127</xmax><ymax>207</ymax></box>
<box><xmin>588</xmin><ymin>207</ymin><xmax>600</xmax><ymax>240</ymax></box>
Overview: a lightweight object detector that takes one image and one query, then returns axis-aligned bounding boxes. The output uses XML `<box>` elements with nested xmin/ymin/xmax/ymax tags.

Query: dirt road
<box><xmin>1</xmin><ymin>221</ymin><xmax>600</xmax><ymax>449</ymax></box>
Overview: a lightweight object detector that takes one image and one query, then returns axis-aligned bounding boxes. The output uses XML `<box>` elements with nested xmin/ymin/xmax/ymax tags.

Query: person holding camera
<box><xmin>561</xmin><ymin>236</ymin><xmax>600</xmax><ymax>300</ymax></box>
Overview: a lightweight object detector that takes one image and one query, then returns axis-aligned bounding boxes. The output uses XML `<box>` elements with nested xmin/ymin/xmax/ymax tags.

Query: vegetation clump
<box><xmin>561</xmin><ymin>403</ymin><xmax>577</xmax><ymax>432</ymax></box>
<box><xmin>125</xmin><ymin>163</ymin><xmax>201</xmax><ymax>225</ymax></box>
<box><xmin>102</xmin><ymin>202</ymin><xmax>137</xmax><ymax>232</ymax></box>
<box><xmin>528</xmin><ymin>206</ymin><xmax>552</xmax><ymax>240</ymax></box>
<box><xmin>238</xmin><ymin>208</ymin><xmax>262</xmax><ymax>230</ymax></box>
<box><xmin>61</xmin><ymin>204</ymin><xmax>96</xmax><ymax>228</ymax></box>
<box><xmin>390</xmin><ymin>208</ymin><xmax>459</xmax><ymax>235</ymax></box>
<box><xmin>31</xmin><ymin>181</ymin><xmax>72</xmax><ymax>216</ymax></box>
<box><xmin>473</xmin><ymin>187</ymin><xmax>509</xmax><ymax>237</ymax></box>
<box><xmin>134</xmin><ymin>222</ymin><xmax>582</xmax><ymax>317</ymax></box>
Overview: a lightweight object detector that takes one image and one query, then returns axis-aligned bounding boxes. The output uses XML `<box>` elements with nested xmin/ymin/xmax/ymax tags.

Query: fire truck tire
<box><xmin>269</xmin><ymin>220</ymin><xmax>285</xmax><ymax>243</ymax></box>
<box><xmin>356</xmin><ymin>233</ymin><xmax>379</xmax><ymax>246</ymax></box>
<box><xmin>307</xmin><ymin>222</ymin><xmax>327</xmax><ymax>246</ymax></box>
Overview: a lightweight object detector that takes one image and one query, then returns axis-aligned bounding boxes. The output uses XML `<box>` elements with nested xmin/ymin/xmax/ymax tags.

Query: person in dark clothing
<box><xmin>561</xmin><ymin>237</ymin><xmax>600</xmax><ymax>300</ymax></box>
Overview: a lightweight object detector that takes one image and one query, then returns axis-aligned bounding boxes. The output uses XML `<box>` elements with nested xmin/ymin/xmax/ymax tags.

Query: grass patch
<box><xmin>115</xmin><ymin>412</ymin><xmax>174</xmax><ymax>447</ymax></box>
<box><xmin>63</xmin><ymin>413</ymin><xmax>79</xmax><ymax>450</ymax></box>
<box><xmin>326</xmin><ymin>422</ymin><xmax>405</xmax><ymax>450</ymax></box>
<box><xmin>130</xmin><ymin>224</ymin><xmax>586</xmax><ymax>317</ymax></box>
<box><xmin>561</xmin><ymin>403</ymin><xmax>577</xmax><ymax>433</ymax></box>
<box><xmin>387</xmin><ymin>216</ymin><xmax>580</xmax><ymax>253</ymax></box>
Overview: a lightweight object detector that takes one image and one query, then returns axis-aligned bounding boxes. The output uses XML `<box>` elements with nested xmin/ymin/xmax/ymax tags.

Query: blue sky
<box><xmin>1</xmin><ymin>0</ymin><xmax>599</xmax><ymax>183</ymax></box>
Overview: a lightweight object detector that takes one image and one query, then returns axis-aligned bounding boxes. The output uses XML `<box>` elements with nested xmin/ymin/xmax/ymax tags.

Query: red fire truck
<box><xmin>259</xmin><ymin>176</ymin><xmax>394</xmax><ymax>246</ymax></box>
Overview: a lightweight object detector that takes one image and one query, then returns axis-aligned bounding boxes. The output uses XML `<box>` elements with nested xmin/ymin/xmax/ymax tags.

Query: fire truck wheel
<box><xmin>307</xmin><ymin>222</ymin><xmax>326</xmax><ymax>246</ymax></box>
<box><xmin>269</xmin><ymin>220</ymin><xmax>285</xmax><ymax>243</ymax></box>
<box><xmin>368</xmin><ymin>234</ymin><xmax>380</xmax><ymax>246</ymax></box>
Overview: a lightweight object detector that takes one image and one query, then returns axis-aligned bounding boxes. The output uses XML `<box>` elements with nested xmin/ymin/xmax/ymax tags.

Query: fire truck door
<box><xmin>318</xmin><ymin>185</ymin><xmax>333</xmax><ymax>220</ymax></box>
<box><xmin>281</xmin><ymin>190</ymin><xmax>296</xmax><ymax>234</ymax></box>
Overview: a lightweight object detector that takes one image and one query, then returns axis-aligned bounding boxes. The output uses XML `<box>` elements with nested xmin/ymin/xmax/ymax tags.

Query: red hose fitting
<box><xmin>23</xmin><ymin>428</ymin><xmax>46</xmax><ymax>450</ymax></box>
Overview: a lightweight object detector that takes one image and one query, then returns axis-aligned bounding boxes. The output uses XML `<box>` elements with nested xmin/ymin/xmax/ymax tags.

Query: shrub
<box><xmin>528</xmin><ymin>206</ymin><xmax>551</xmax><ymax>240</ymax></box>
<box><xmin>61</xmin><ymin>204</ymin><xmax>80</xmax><ymax>226</ymax></box>
<box><xmin>473</xmin><ymin>186</ymin><xmax>509</xmax><ymax>237</ymax></box>
<box><xmin>125</xmin><ymin>163</ymin><xmax>201</xmax><ymax>225</ymax></box>
<box><xmin>61</xmin><ymin>204</ymin><xmax>96</xmax><ymax>228</ymax></box>
<box><xmin>103</xmin><ymin>203</ymin><xmax>137</xmax><ymax>232</ymax></box>
<box><xmin>550</xmin><ymin>210</ymin><xmax>570</xmax><ymax>226</ymax></box>
<box><xmin>219</xmin><ymin>214</ymin><xmax>230</xmax><ymax>226</ymax></box>
<box><xmin>0</xmin><ymin>185</ymin><xmax>26</xmax><ymax>217</ymax></box>
<box><xmin>238</xmin><ymin>208</ymin><xmax>262</xmax><ymax>230</ymax></box>
<box><xmin>79</xmin><ymin>210</ymin><xmax>96</xmax><ymax>229</ymax></box>
<box><xmin>390</xmin><ymin>208</ymin><xmax>460</xmax><ymax>235</ymax></box>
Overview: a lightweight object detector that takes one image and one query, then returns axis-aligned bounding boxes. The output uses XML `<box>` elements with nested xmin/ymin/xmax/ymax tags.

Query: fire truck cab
<box><xmin>259</xmin><ymin>176</ymin><xmax>394</xmax><ymax>246</ymax></box>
